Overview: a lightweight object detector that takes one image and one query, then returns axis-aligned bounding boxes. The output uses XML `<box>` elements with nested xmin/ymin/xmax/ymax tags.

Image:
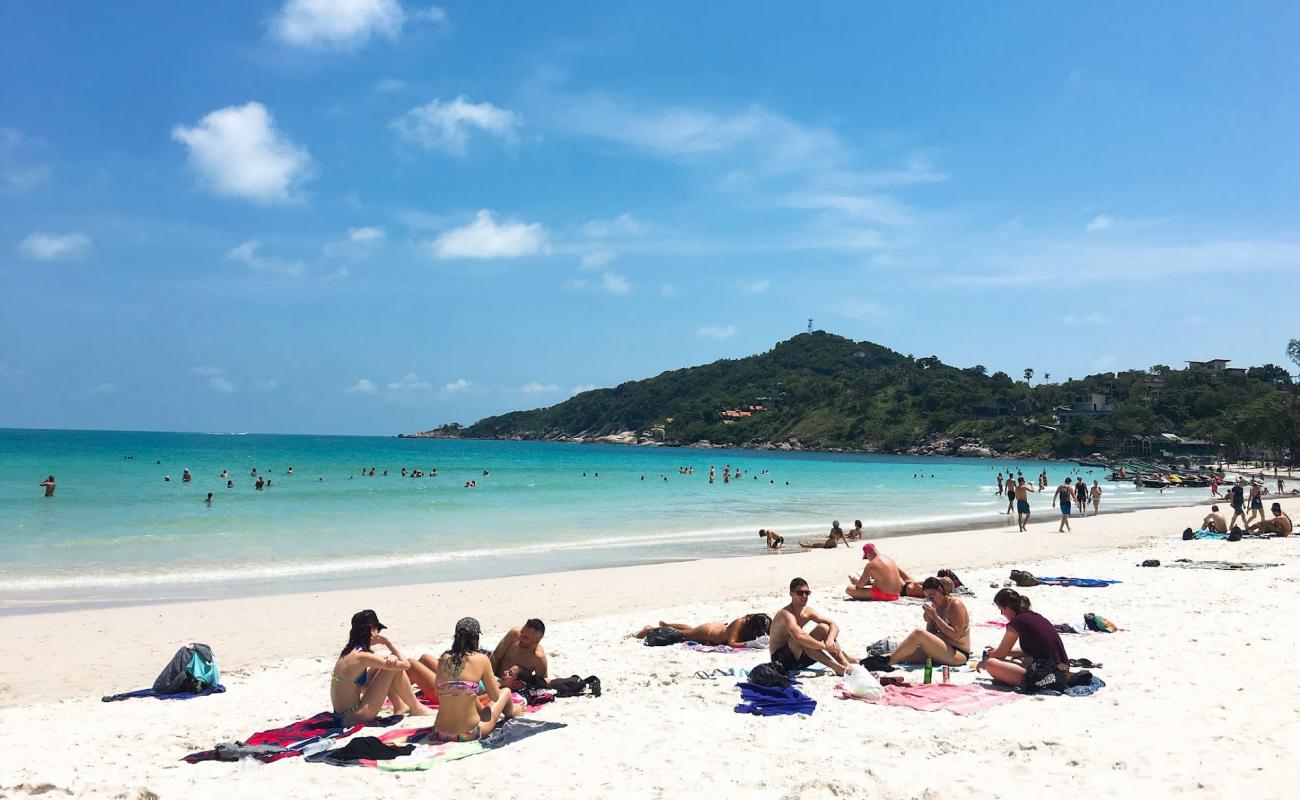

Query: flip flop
<box><xmin>694</xmin><ymin>671</ymin><xmax>712</xmax><ymax>680</ymax></box>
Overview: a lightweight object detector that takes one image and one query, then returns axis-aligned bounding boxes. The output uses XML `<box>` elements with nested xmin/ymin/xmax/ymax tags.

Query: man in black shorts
<box><xmin>768</xmin><ymin>577</ymin><xmax>853</xmax><ymax>676</ymax></box>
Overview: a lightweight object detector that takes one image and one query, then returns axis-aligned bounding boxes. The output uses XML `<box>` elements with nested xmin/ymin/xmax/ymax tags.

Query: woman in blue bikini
<box><xmin>409</xmin><ymin>617</ymin><xmax>520</xmax><ymax>742</ymax></box>
<box><xmin>329</xmin><ymin>609</ymin><xmax>431</xmax><ymax>726</ymax></box>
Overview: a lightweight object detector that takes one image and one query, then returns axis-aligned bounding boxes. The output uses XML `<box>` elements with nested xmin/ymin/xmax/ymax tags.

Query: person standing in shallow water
<box><xmin>40</xmin><ymin>475</ymin><xmax>56</xmax><ymax>497</ymax></box>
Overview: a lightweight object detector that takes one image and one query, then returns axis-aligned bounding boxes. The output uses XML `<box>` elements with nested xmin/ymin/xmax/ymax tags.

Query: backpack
<box><xmin>153</xmin><ymin>643</ymin><xmax>220</xmax><ymax>695</ymax></box>
<box><xmin>1083</xmin><ymin>612</ymin><xmax>1117</xmax><ymax>633</ymax></box>
<box><xmin>642</xmin><ymin>626</ymin><xmax>685</xmax><ymax>647</ymax></box>
<box><xmin>748</xmin><ymin>662</ymin><xmax>792</xmax><ymax>689</ymax></box>
<box><xmin>1182</xmin><ymin>528</ymin><xmax>1196</xmax><ymax>541</ymax></box>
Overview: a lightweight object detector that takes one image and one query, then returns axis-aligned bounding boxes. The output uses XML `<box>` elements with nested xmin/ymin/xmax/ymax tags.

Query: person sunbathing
<box><xmin>1249</xmin><ymin>503</ymin><xmax>1293</xmax><ymax>536</ymax></box>
<box><xmin>329</xmin><ymin>609</ymin><xmax>431</xmax><ymax>726</ymax></box>
<box><xmin>845</xmin><ymin>542</ymin><xmax>913</xmax><ymax>600</ymax></box>
<box><xmin>861</xmin><ymin>577</ymin><xmax>971</xmax><ymax>670</ymax></box>
<box><xmin>407</xmin><ymin>617</ymin><xmax>520</xmax><ymax>742</ymax></box>
<box><xmin>634</xmin><ymin>614</ymin><xmax>770</xmax><ymax>648</ymax></box>
<box><xmin>799</xmin><ymin>520</ymin><xmax>848</xmax><ymax>548</ymax></box>
<box><xmin>975</xmin><ymin>588</ymin><xmax>1069</xmax><ymax>690</ymax></box>
<box><xmin>769</xmin><ymin>578</ymin><xmax>855</xmax><ymax>676</ymax></box>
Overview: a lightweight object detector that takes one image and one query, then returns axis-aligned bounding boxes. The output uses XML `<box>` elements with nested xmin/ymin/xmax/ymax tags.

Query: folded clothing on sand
<box><xmin>1034</xmin><ymin>576</ymin><xmax>1122</xmax><ymax>587</ymax></box>
<box><xmin>734</xmin><ymin>682</ymin><xmax>817</xmax><ymax>716</ymax></box>
<box><xmin>103</xmin><ymin>684</ymin><xmax>226</xmax><ymax>703</ymax></box>
<box><xmin>839</xmin><ymin>683</ymin><xmax>1019</xmax><ymax>715</ymax></box>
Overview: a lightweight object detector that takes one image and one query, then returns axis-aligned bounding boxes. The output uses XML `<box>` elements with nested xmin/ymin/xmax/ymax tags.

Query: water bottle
<box><xmin>923</xmin><ymin>657</ymin><xmax>933</xmax><ymax>684</ymax></box>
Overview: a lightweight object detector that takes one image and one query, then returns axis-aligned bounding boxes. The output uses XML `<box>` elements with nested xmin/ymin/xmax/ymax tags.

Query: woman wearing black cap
<box><xmin>330</xmin><ymin>609</ymin><xmax>431</xmax><ymax>725</ymax></box>
<box><xmin>408</xmin><ymin>617</ymin><xmax>520</xmax><ymax>742</ymax></box>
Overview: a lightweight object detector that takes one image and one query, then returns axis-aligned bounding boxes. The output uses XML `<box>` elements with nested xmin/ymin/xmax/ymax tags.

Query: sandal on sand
<box><xmin>1069</xmin><ymin>658</ymin><xmax>1103</xmax><ymax>669</ymax></box>
<box><xmin>694</xmin><ymin>671</ymin><xmax>713</xmax><ymax>680</ymax></box>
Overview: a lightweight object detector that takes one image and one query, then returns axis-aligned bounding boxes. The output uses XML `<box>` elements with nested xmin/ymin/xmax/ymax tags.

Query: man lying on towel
<box><xmin>846</xmin><ymin>542</ymin><xmax>914</xmax><ymax>600</ymax></box>
<box><xmin>770</xmin><ymin>577</ymin><xmax>855</xmax><ymax>677</ymax></box>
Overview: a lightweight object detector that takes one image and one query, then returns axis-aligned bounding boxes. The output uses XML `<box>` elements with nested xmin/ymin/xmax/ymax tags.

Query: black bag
<box><xmin>1141</xmin><ymin>559</ymin><xmax>1161</xmax><ymax>567</ymax></box>
<box><xmin>1182</xmin><ymin>527</ymin><xmax>1196</xmax><ymax>541</ymax></box>
<box><xmin>547</xmin><ymin>676</ymin><xmax>586</xmax><ymax>697</ymax></box>
<box><xmin>1010</xmin><ymin>569</ymin><xmax>1041</xmax><ymax>587</ymax></box>
<box><xmin>748</xmin><ymin>662</ymin><xmax>792</xmax><ymax>689</ymax></box>
<box><xmin>1228</xmin><ymin>527</ymin><xmax>1243</xmax><ymax>542</ymax></box>
<box><xmin>153</xmin><ymin>643</ymin><xmax>219</xmax><ymax>695</ymax></box>
<box><xmin>642</xmin><ymin>626</ymin><xmax>685</xmax><ymax>647</ymax></box>
<box><xmin>1021</xmin><ymin>658</ymin><xmax>1064</xmax><ymax>694</ymax></box>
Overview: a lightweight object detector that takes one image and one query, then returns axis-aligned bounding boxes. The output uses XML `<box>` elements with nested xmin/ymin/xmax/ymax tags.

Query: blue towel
<box><xmin>734</xmin><ymin>682</ymin><xmax>816</xmax><ymax>716</ymax></box>
<box><xmin>1035</xmin><ymin>577</ymin><xmax>1122</xmax><ymax>588</ymax></box>
<box><xmin>102</xmin><ymin>684</ymin><xmax>226</xmax><ymax>702</ymax></box>
<box><xmin>1065</xmin><ymin>676</ymin><xmax>1106</xmax><ymax>697</ymax></box>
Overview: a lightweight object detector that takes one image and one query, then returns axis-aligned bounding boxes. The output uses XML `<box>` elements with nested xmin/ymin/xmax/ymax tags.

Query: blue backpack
<box><xmin>153</xmin><ymin>643</ymin><xmax>220</xmax><ymax>694</ymax></box>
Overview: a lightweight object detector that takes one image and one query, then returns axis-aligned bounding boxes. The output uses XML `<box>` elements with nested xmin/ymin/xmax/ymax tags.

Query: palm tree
<box><xmin>1023</xmin><ymin>368</ymin><xmax>1034</xmax><ymax>383</ymax></box>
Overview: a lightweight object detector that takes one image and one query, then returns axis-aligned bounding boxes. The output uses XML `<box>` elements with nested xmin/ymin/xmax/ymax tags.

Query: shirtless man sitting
<box><xmin>490</xmin><ymin>618</ymin><xmax>548</xmax><ymax>689</ymax></box>
<box><xmin>1249</xmin><ymin>503</ymin><xmax>1293</xmax><ymax>536</ymax></box>
<box><xmin>769</xmin><ymin>578</ymin><xmax>854</xmax><ymax>677</ymax></box>
<box><xmin>845</xmin><ymin>542</ymin><xmax>912</xmax><ymax>601</ymax></box>
<box><xmin>1201</xmin><ymin>505</ymin><xmax>1228</xmax><ymax>534</ymax></box>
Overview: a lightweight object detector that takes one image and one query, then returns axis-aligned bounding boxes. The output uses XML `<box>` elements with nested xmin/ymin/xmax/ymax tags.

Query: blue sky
<box><xmin>2</xmin><ymin>1</ymin><xmax>1298</xmax><ymax>435</ymax></box>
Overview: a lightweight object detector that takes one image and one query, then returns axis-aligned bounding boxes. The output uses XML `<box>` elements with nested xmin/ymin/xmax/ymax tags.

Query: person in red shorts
<box><xmin>845</xmin><ymin>542</ymin><xmax>912</xmax><ymax>601</ymax></box>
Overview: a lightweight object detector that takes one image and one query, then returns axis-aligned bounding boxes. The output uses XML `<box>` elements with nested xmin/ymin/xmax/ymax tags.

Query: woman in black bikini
<box><xmin>863</xmin><ymin>577</ymin><xmax>970</xmax><ymax>670</ymax></box>
<box><xmin>633</xmin><ymin>614</ymin><xmax>770</xmax><ymax>648</ymax></box>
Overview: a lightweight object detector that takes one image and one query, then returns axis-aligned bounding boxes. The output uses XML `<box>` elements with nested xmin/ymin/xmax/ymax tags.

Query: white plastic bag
<box><xmin>842</xmin><ymin>665</ymin><xmax>884</xmax><ymax>698</ymax></box>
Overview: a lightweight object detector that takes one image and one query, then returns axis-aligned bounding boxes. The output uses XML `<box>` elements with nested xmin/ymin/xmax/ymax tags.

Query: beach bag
<box><xmin>1010</xmin><ymin>569</ymin><xmax>1041</xmax><ymax>587</ymax></box>
<box><xmin>1228</xmin><ymin>527</ymin><xmax>1243</xmax><ymax>542</ymax></box>
<box><xmin>1083</xmin><ymin>613</ymin><xmax>1117</xmax><ymax>633</ymax></box>
<box><xmin>1182</xmin><ymin>528</ymin><xmax>1196</xmax><ymax>541</ymax></box>
<box><xmin>749</xmin><ymin>662</ymin><xmax>792</xmax><ymax>689</ymax></box>
<box><xmin>1021</xmin><ymin>659</ymin><xmax>1064</xmax><ymax>694</ymax></box>
<box><xmin>643</xmin><ymin>626</ymin><xmax>685</xmax><ymax>647</ymax></box>
<box><xmin>153</xmin><ymin>643</ymin><xmax>220</xmax><ymax>695</ymax></box>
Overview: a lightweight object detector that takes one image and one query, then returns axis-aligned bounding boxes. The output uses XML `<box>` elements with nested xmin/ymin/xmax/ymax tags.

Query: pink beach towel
<box><xmin>838</xmin><ymin>683</ymin><xmax>1019</xmax><ymax>715</ymax></box>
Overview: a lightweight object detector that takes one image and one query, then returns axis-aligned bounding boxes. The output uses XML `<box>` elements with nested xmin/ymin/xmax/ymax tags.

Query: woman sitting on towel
<box><xmin>976</xmin><ymin>588</ymin><xmax>1070</xmax><ymax>689</ymax></box>
<box><xmin>407</xmin><ymin>617</ymin><xmax>519</xmax><ymax>742</ymax></box>
<box><xmin>633</xmin><ymin>614</ymin><xmax>771</xmax><ymax>648</ymax></box>
<box><xmin>330</xmin><ymin>609</ymin><xmax>431</xmax><ymax>726</ymax></box>
<box><xmin>866</xmin><ymin>577</ymin><xmax>970</xmax><ymax>670</ymax></box>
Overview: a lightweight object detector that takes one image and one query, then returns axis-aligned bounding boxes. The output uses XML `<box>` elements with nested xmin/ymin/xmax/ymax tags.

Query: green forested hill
<box><xmin>444</xmin><ymin>332</ymin><xmax>1298</xmax><ymax>459</ymax></box>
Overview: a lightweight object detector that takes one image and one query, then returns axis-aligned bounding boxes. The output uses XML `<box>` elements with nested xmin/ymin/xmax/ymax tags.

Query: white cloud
<box><xmin>270</xmin><ymin>0</ymin><xmax>404</xmax><ymax>48</ymax></box>
<box><xmin>1086</xmin><ymin>214</ymin><xmax>1113</xmax><ymax>232</ymax></box>
<box><xmin>442</xmin><ymin>378</ymin><xmax>472</xmax><ymax>394</ymax></box>
<box><xmin>226</xmin><ymin>240</ymin><xmax>305</xmax><ymax>277</ymax></box>
<box><xmin>208</xmin><ymin>376</ymin><xmax>237</xmax><ymax>394</ymax></box>
<box><xmin>20</xmin><ymin>232</ymin><xmax>91</xmax><ymax>261</ymax></box>
<box><xmin>697</xmin><ymin>324</ymin><xmax>737</xmax><ymax>339</ymax></box>
<box><xmin>325</xmin><ymin>225</ymin><xmax>385</xmax><ymax>257</ymax></box>
<box><xmin>387</xmin><ymin>372</ymin><xmax>431</xmax><ymax>392</ymax></box>
<box><xmin>0</xmin><ymin>128</ymin><xmax>50</xmax><ymax>192</ymax></box>
<box><xmin>391</xmin><ymin>95</ymin><xmax>520</xmax><ymax>155</ymax></box>
<box><xmin>739</xmin><ymin>278</ymin><xmax>770</xmax><ymax>294</ymax></box>
<box><xmin>1063</xmin><ymin>312</ymin><xmax>1111</xmax><ymax>326</ymax></box>
<box><xmin>412</xmin><ymin>5</ymin><xmax>447</xmax><ymax>23</ymax></box>
<box><xmin>660</xmin><ymin>284</ymin><xmax>677</xmax><ymax>298</ymax></box>
<box><xmin>782</xmin><ymin>192</ymin><xmax>915</xmax><ymax>227</ymax></box>
<box><xmin>429</xmin><ymin>210</ymin><xmax>549</xmax><ymax>259</ymax></box>
<box><xmin>89</xmin><ymin>383</ymin><xmax>117</xmax><ymax>395</ymax></box>
<box><xmin>571</xmin><ymin>384</ymin><xmax>598</xmax><ymax>395</ymax></box>
<box><xmin>374</xmin><ymin>78</ymin><xmax>407</xmax><ymax>93</ymax></box>
<box><xmin>601</xmin><ymin>271</ymin><xmax>631</xmax><ymax>295</ymax></box>
<box><xmin>172</xmin><ymin>102</ymin><xmax>313</xmax><ymax>204</ymax></box>
<box><xmin>580</xmin><ymin>249</ymin><xmax>616</xmax><ymax>270</ymax></box>
<box><xmin>521</xmin><ymin>381</ymin><xmax>561</xmax><ymax>394</ymax></box>
<box><xmin>583</xmin><ymin>213</ymin><xmax>647</xmax><ymax>239</ymax></box>
<box><xmin>347</xmin><ymin>378</ymin><xmax>377</xmax><ymax>394</ymax></box>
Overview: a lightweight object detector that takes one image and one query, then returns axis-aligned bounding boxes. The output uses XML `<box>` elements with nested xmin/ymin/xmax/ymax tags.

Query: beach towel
<box><xmin>734</xmin><ymin>682</ymin><xmax>817</xmax><ymax>716</ymax></box>
<box><xmin>1164</xmin><ymin>559</ymin><xmax>1281</xmax><ymax>571</ymax></box>
<box><xmin>343</xmin><ymin>719</ymin><xmax>569</xmax><ymax>771</ymax></box>
<box><xmin>682</xmin><ymin>639</ymin><xmax>767</xmax><ymax>653</ymax></box>
<box><xmin>183</xmin><ymin>711</ymin><xmax>380</xmax><ymax>763</ymax></box>
<box><xmin>838</xmin><ymin>682</ymin><xmax>1019</xmax><ymax>715</ymax></box>
<box><xmin>1064</xmin><ymin>675</ymin><xmax>1107</xmax><ymax>697</ymax></box>
<box><xmin>102</xmin><ymin>683</ymin><xmax>226</xmax><ymax>702</ymax></box>
<box><xmin>1034</xmin><ymin>577</ymin><xmax>1122</xmax><ymax>587</ymax></box>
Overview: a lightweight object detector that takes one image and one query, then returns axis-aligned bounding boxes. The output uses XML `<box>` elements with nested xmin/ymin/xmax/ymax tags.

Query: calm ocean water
<box><xmin>0</xmin><ymin>429</ymin><xmax>1205</xmax><ymax>610</ymax></box>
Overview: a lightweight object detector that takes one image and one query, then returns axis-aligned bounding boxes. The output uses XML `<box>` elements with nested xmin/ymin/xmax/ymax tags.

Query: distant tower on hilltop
<box><xmin>807</xmin><ymin>318</ymin><xmax>813</xmax><ymax>332</ymax></box>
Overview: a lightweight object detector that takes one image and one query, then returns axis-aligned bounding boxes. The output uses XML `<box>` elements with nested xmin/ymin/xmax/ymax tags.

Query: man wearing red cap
<box><xmin>845</xmin><ymin>542</ymin><xmax>911</xmax><ymax>601</ymax></box>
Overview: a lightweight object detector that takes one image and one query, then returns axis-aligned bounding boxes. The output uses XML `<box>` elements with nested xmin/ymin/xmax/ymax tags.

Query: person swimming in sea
<box><xmin>40</xmin><ymin>475</ymin><xmax>56</xmax><ymax>497</ymax></box>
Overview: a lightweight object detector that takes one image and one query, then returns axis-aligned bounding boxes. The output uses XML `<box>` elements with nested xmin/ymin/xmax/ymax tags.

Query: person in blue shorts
<box><xmin>1052</xmin><ymin>478</ymin><xmax>1074</xmax><ymax>532</ymax></box>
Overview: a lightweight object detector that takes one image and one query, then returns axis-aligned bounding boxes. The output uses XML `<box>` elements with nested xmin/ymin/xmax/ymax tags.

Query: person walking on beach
<box><xmin>1052</xmin><ymin>478</ymin><xmax>1074</xmax><ymax>532</ymax></box>
<box><xmin>1228</xmin><ymin>482</ymin><xmax>1248</xmax><ymax>530</ymax></box>
<box><xmin>1014</xmin><ymin>478</ymin><xmax>1036</xmax><ymax>531</ymax></box>
<box><xmin>769</xmin><ymin>578</ymin><xmax>854</xmax><ymax>676</ymax></box>
<box><xmin>1246</xmin><ymin>481</ymin><xmax>1265</xmax><ymax>527</ymax></box>
<box><xmin>1075</xmin><ymin>477</ymin><xmax>1089</xmax><ymax>516</ymax></box>
<box><xmin>996</xmin><ymin>473</ymin><xmax>1004</xmax><ymax>496</ymax></box>
<box><xmin>1005</xmin><ymin>473</ymin><xmax>1017</xmax><ymax>515</ymax></box>
<box><xmin>39</xmin><ymin>475</ymin><xmax>56</xmax><ymax>497</ymax></box>
<box><xmin>1089</xmin><ymin>480</ymin><xmax>1102</xmax><ymax>515</ymax></box>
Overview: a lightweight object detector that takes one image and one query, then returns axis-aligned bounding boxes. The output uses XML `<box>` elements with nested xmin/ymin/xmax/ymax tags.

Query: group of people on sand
<box><xmin>330</xmin><ymin>611</ymin><xmax>550</xmax><ymax>742</ymax></box>
<box><xmin>1198</xmin><ymin>501</ymin><xmax>1293</xmax><ymax>536</ymax></box>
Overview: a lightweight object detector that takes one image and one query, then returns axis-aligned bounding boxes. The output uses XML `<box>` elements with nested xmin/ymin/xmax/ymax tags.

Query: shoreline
<box><xmin>0</xmin><ymin>487</ymin><xmax>1220</xmax><ymax>616</ymax></box>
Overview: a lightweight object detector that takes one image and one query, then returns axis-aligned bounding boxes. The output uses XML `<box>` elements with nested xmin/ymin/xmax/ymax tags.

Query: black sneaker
<box><xmin>859</xmin><ymin>654</ymin><xmax>892</xmax><ymax>672</ymax></box>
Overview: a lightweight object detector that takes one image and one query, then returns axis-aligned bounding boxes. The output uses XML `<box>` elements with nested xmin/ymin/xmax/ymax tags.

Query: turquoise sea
<box><xmin>0</xmin><ymin>429</ymin><xmax>1206</xmax><ymax>611</ymax></box>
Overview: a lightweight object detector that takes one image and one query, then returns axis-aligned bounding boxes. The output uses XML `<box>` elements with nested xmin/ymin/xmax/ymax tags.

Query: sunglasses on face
<box><xmin>793</xmin><ymin>590</ymin><xmax>812</xmax><ymax>596</ymax></box>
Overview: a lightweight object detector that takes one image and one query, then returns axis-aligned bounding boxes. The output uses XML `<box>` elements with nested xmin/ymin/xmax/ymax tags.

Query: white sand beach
<box><xmin>1</xmin><ymin>498</ymin><xmax>1297</xmax><ymax>799</ymax></box>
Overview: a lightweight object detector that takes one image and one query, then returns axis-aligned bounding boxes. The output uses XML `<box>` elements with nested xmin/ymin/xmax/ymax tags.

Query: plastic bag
<box><xmin>842</xmin><ymin>665</ymin><xmax>884</xmax><ymax>698</ymax></box>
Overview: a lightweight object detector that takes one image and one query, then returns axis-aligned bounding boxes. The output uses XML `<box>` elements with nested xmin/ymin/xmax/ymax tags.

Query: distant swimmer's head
<box><xmin>861</xmin><ymin>542</ymin><xmax>878</xmax><ymax>560</ymax></box>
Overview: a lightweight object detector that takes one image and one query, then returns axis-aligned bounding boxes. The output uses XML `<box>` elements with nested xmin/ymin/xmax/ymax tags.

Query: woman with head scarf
<box><xmin>408</xmin><ymin>617</ymin><xmax>520</xmax><ymax>742</ymax></box>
